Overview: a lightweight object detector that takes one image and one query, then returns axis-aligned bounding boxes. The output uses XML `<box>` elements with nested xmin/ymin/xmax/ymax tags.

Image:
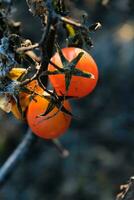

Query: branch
<box><xmin>0</xmin><ymin>129</ymin><xmax>69</xmax><ymax>188</ymax></box>
<box><xmin>116</xmin><ymin>177</ymin><xmax>134</xmax><ymax>200</ymax></box>
<box><xmin>52</xmin><ymin>139</ymin><xmax>69</xmax><ymax>158</ymax></box>
<box><xmin>60</xmin><ymin>16</ymin><xmax>101</xmax><ymax>31</ymax></box>
<box><xmin>16</xmin><ymin>43</ymin><xmax>39</xmax><ymax>52</ymax></box>
<box><xmin>0</xmin><ymin>129</ymin><xmax>37</xmax><ymax>188</ymax></box>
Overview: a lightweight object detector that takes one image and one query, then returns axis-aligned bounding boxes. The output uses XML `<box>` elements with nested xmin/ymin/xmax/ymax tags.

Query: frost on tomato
<box><xmin>48</xmin><ymin>47</ymin><xmax>99</xmax><ymax>98</ymax></box>
<box><xmin>26</xmin><ymin>95</ymin><xmax>72</xmax><ymax>139</ymax></box>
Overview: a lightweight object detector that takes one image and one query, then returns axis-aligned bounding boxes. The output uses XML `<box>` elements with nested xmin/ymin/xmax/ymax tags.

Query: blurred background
<box><xmin>0</xmin><ymin>0</ymin><xmax>134</xmax><ymax>199</ymax></box>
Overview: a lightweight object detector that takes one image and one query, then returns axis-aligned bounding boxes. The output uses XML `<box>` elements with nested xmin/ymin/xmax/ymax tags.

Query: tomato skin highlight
<box><xmin>48</xmin><ymin>47</ymin><xmax>99</xmax><ymax>98</ymax></box>
<box><xmin>26</xmin><ymin>95</ymin><xmax>72</xmax><ymax>139</ymax></box>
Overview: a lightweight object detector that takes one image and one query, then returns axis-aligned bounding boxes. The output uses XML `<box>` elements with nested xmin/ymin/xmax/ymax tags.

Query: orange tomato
<box><xmin>11</xmin><ymin>80</ymin><xmax>44</xmax><ymax>120</ymax></box>
<box><xmin>48</xmin><ymin>47</ymin><xmax>99</xmax><ymax>98</ymax></box>
<box><xmin>26</xmin><ymin>94</ymin><xmax>72</xmax><ymax>139</ymax></box>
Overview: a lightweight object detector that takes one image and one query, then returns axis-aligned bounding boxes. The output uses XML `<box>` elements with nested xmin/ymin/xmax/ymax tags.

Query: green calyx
<box><xmin>44</xmin><ymin>43</ymin><xmax>94</xmax><ymax>92</ymax></box>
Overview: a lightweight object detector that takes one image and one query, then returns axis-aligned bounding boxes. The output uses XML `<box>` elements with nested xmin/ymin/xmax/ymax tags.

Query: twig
<box><xmin>116</xmin><ymin>177</ymin><xmax>134</xmax><ymax>200</ymax></box>
<box><xmin>38</xmin><ymin>1</ymin><xmax>57</xmax><ymax>86</ymax></box>
<box><xmin>16</xmin><ymin>43</ymin><xmax>39</xmax><ymax>52</ymax></box>
<box><xmin>52</xmin><ymin>139</ymin><xmax>69</xmax><ymax>158</ymax></box>
<box><xmin>0</xmin><ymin>129</ymin><xmax>37</xmax><ymax>188</ymax></box>
<box><xmin>60</xmin><ymin>16</ymin><xmax>84</xmax><ymax>28</ymax></box>
<box><xmin>0</xmin><ymin>128</ymin><xmax>69</xmax><ymax>188</ymax></box>
<box><xmin>60</xmin><ymin>16</ymin><xmax>101</xmax><ymax>31</ymax></box>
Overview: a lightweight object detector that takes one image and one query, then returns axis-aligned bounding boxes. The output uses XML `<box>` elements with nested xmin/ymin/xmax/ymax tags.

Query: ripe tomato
<box><xmin>48</xmin><ymin>47</ymin><xmax>99</xmax><ymax>98</ymax></box>
<box><xmin>26</xmin><ymin>94</ymin><xmax>72</xmax><ymax>139</ymax></box>
<box><xmin>11</xmin><ymin>80</ymin><xmax>44</xmax><ymax>120</ymax></box>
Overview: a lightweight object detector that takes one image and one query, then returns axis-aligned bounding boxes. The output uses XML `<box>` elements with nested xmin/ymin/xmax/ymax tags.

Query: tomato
<box><xmin>48</xmin><ymin>47</ymin><xmax>98</xmax><ymax>98</ymax></box>
<box><xmin>8</xmin><ymin>67</ymin><xmax>44</xmax><ymax>119</ymax></box>
<box><xmin>24</xmin><ymin>79</ymin><xmax>44</xmax><ymax>94</ymax></box>
<box><xmin>26</xmin><ymin>94</ymin><xmax>72</xmax><ymax>139</ymax></box>
<box><xmin>11</xmin><ymin>80</ymin><xmax>44</xmax><ymax>120</ymax></box>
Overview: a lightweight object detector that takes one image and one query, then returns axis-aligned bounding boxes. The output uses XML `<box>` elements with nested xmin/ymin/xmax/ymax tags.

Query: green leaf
<box><xmin>60</xmin><ymin>105</ymin><xmax>73</xmax><ymax>117</ymax></box>
<box><xmin>39</xmin><ymin>99</ymin><xmax>56</xmax><ymax>117</ymax></box>
<box><xmin>58</xmin><ymin>94</ymin><xmax>78</xmax><ymax>100</ymax></box>
<box><xmin>43</xmin><ymin>70</ymin><xmax>64</xmax><ymax>76</ymax></box>
<box><xmin>65</xmin><ymin>72</ymin><xmax>72</xmax><ymax>91</ymax></box>
<box><xmin>73</xmin><ymin>68</ymin><xmax>94</xmax><ymax>79</ymax></box>
<box><xmin>55</xmin><ymin>43</ymin><xmax>68</xmax><ymax>66</ymax></box>
<box><xmin>65</xmin><ymin>24</ymin><xmax>76</xmax><ymax>37</ymax></box>
<box><xmin>49</xmin><ymin>60</ymin><xmax>64</xmax><ymax>72</ymax></box>
<box><xmin>69</xmin><ymin>52</ymin><xmax>84</xmax><ymax>70</ymax></box>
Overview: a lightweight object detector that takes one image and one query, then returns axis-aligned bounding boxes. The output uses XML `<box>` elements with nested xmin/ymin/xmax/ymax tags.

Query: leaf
<box><xmin>55</xmin><ymin>42</ymin><xmax>68</xmax><ymax>66</ymax></box>
<box><xmin>73</xmin><ymin>68</ymin><xmax>94</xmax><ymax>79</ymax></box>
<box><xmin>65</xmin><ymin>24</ymin><xmax>76</xmax><ymax>37</ymax></box>
<box><xmin>39</xmin><ymin>99</ymin><xmax>56</xmax><ymax>117</ymax></box>
<box><xmin>8</xmin><ymin>68</ymin><xmax>26</xmax><ymax>80</ymax></box>
<box><xmin>43</xmin><ymin>69</ymin><xmax>64</xmax><ymax>76</ymax></box>
<box><xmin>65</xmin><ymin>72</ymin><xmax>72</xmax><ymax>91</ymax></box>
<box><xmin>39</xmin><ymin>90</ymin><xmax>73</xmax><ymax>118</ymax></box>
<box><xmin>49</xmin><ymin>60</ymin><xmax>63</xmax><ymax>71</ymax></box>
<box><xmin>69</xmin><ymin>52</ymin><xmax>84</xmax><ymax>70</ymax></box>
<box><xmin>60</xmin><ymin>105</ymin><xmax>73</xmax><ymax>117</ymax></box>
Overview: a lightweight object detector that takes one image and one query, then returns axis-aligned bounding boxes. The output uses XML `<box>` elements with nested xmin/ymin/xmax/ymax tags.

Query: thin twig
<box><xmin>60</xmin><ymin>16</ymin><xmax>101</xmax><ymax>31</ymax></box>
<box><xmin>60</xmin><ymin>16</ymin><xmax>84</xmax><ymax>28</ymax></box>
<box><xmin>16</xmin><ymin>43</ymin><xmax>39</xmax><ymax>52</ymax></box>
<box><xmin>52</xmin><ymin>139</ymin><xmax>69</xmax><ymax>158</ymax></box>
<box><xmin>0</xmin><ymin>129</ymin><xmax>37</xmax><ymax>188</ymax></box>
<box><xmin>116</xmin><ymin>177</ymin><xmax>134</xmax><ymax>200</ymax></box>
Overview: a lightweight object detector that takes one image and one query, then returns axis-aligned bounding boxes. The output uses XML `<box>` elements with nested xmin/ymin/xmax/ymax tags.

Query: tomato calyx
<box><xmin>3</xmin><ymin>65</ymin><xmax>41</xmax><ymax>119</ymax></box>
<box><xmin>36</xmin><ymin>89</ymin><xmax>73</xmax><ymax>119</ymax></box>
<box><xmin>18</xmin><ymin>84</ymin><xmax>73</xmax><ymax>120</ymax></box>
<box><xmin>9</xmin><ymin>80</ymin><xmax>73</xmax><ymax>120</ymax></box>
<box><xmin>44</xmin><ymin>44</ymin><xmax>95</xmax><ymax>92</ymax></box>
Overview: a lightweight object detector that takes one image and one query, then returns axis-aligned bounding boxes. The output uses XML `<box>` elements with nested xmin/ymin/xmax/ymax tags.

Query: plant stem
<box><xmin>0</xmin><ymin>129</ymin><xmax>37</xmax><ymax>188</ymax></box>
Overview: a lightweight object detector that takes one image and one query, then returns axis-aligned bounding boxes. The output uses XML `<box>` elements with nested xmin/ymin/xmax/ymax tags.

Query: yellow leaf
<box><xmin>8</xmin><ymin>68</ymin><xmax>26</xmax><ymax>80</ymax></box>
<box><xmin>65</xmin><ymin>24</ymin><xmax>76</xmax><ymax>37</ymax></box>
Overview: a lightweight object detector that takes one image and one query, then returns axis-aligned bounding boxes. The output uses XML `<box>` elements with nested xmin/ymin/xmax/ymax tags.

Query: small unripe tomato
<box><xmin>48</xmin><ymin>47</ymin><xmax>99</xmax><ymax>98</ymax></box>
<box><xmin>11</xmin><ymin>80</ymin><xmax>44</xmax><ymax>120</ymax></box>
<box><xmin>26</xmin><ymin>94</ymin><xmax>72</xmax><ymax>139</ymax></box>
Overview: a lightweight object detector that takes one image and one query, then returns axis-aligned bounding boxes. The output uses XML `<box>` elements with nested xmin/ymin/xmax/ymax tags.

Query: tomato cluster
<box><xmin>10</xmin><ymin>48</ymin><xmax>99</xmax><ymax>139</ymax></box>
